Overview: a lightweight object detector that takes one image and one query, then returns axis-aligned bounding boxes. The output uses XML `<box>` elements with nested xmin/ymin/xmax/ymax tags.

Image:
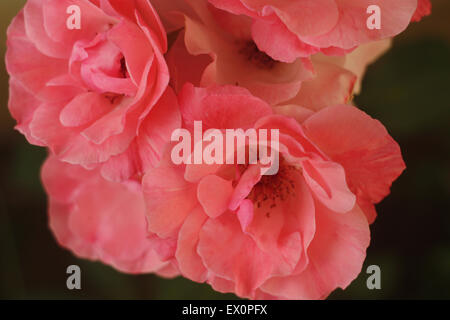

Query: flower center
<box><xmin>239</xmin><ymin>41</ymin><xmax>276</xmax><ymax>70</ymax></box>
<box><xmin>74</xmin><ymin>33</ymin><xmax>137</xmax><ymax>98</ymax></box>
<box><xmin>247</xmin><ymin>163</ymin><xmax>298</xmax><ymax>214</ymax></box>
<box><xmin>119</xmin><ymin>57</ymin><xmax>128</xmax><ymax>78</ymax></box>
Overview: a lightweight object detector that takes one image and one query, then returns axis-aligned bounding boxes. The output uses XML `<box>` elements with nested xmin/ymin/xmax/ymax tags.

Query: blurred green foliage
<box><xmin>1</xmin><ymin>1</ymin><xmax>449</xmax><ymax>299</ymax></box>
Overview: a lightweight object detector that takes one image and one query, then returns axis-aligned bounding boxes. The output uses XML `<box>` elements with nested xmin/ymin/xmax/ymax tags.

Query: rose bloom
<box><xmin>166</xmin><ymin>0</ymin><xmax>394</xmax><ymax>110</ymax></box>
<box><xmin>7</xmin><ymin>0</ymin><xmax>180</xmax><ymax>181</ymax></box>
<box><xmin>143</xmin><ymin>84</ymin><xmax>405</xmax><ymax>299</ymax></box>
<box><xmin>166</xmin><ymin>0</ymin><xmax>314</xmax><ymax>106</ymax></box>
<box><xmin>42</xmin><ymin>156</ymin><xmax>178</xmax><ymax>275</ymax></box>
<box><xmin>207</xmin><ymin>0</ymin><xmax>428</xmax><ymax>62</ymax></box>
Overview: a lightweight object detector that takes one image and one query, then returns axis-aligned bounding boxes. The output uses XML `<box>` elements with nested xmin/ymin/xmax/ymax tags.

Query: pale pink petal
<box><xmin>288</xmin><ymin>60</ymin><xmax>357</xmax><ymax>111</ymax></box>
<box><xmin>176</xmin><ymin>206</ymin><xmax>209</xmax><ymax>282</ymax></box>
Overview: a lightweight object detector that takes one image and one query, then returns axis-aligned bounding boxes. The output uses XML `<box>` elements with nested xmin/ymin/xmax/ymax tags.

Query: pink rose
<box><xmin>208</xmin><ymin>0</ymin><xmax>420</xmax><ymax>62</ymax></box>
<box><xmin>166</xmin><ymin>1</ymin><xmax>394</xmax><ymax>110</ymax></box>
<box><xmin>166</xmin><ymin>0</ymin><xmax>314</xmax><ymax>106</ymax></box>
<box><xmin>42</xmin><ymin>156</ymin><xmax>178</xmax><ymax>276</ymax></box>
<box><xmin>142</xmin><ymin>84</ymin><xmax>405</xmax><ymax>299</ymax></box>
<box><xmin>7</xmin><ymin>0</ymin><xmax>180</xmax><ymax>181</ymax></box>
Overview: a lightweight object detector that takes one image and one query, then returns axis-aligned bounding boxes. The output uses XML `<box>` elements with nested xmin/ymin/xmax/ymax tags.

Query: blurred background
<box><xmin>0</xmin><ymin>0</ymin><xmax>449</xmax><ymax>300</ymax></box>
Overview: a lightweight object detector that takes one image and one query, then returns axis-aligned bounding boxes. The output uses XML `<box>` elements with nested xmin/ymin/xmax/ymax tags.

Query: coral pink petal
<box><xmin>8</xmin><ymin>78</ymin><xmax>45</xmax><ymax>146</ymax></box>
<box><xmin>29</xmin><ymin>102</ymin><xmax>78</xmax><ymax>155</ymax></box>
<box><xmin>98</xmin><ymin>88</ymin><xmax>180</xmax><ymax>180</ymax></box>
<box><xmin>6</xmin><ymin>11</ymin><xmax>69</xmax><ymax>98</ymax></box>
<box><xmin>273</xmin><ymin>104</ymin><xmax>315</xmax><ymax>124</ymax></box>
<box><xmin>105</xmin><ymin>0</ymin><xmax>168</xmax><ymax>51</ymax></box>
<box><xmin>303</xmin><ymin>105</ymin><xmax>406</xmax><ymax>219</ymax></box>
<box><xmin>57</xmin><ymin>114</ymin><xmax>137</xmax><ymax>165</ymax></box>
<box><xmin>261</xmin><ymin>202</ymin><xmax>370</xmax><ymax>299</ymax></box>
<box><xmin>236</xmin><ymin>199</ymin><xmax>254</xmax><ymax>232</ymax></box>
<box><xmin>229</xmin><ymin>164</ymin><xmax>262</xmax><ymax>210</ymax></box>
<box><xmin>185</xmin><ymin>162</ymin><xmax>224</xmax><ymax>184</ymax></box>
<box><xmin>303</xmin><ymin>105</ymin><xmax>406</xmax><ymax>203</ymax></box>
<box><xmin>143</xmin><ymin>158</ymin><xmax>198</xmax><ymax>238</ymax></box>
<box><xmin>198</xmin><ymin>213</ymin><xmax>273</xmax><ymax>298</ymax></box>
<box><xmin>208</xmin><ymin>276</ymin><xmax>237</xmax><ymax>295</ymax></box>
<box><xmin>302</xmin><ymin>159</ymin><xmax>356</xmax><ymax>213</ymax></box>
<box><xmin>42</xmin><ymin>156</ymin><xmax>172</xmax><ymax>274</ymax></box>
<box><xmin>198</xmin><ymin>175</ymin><xmax>234</xmax><ymax>218</ymax></box>
<box><xmin>148</xmin><ymin>234</ymin><xmax>177</xmax><ymax>262</ymax></box>
<box><xmin>100</xmin><ymin>140</ymin><xmax>142</xmax><ymax>182</ymax></box>
<box><xmin>176</xmin><ymin>206</ymin><xmax>209</xmax><ymax>282</ymax></box>
<box><xmin>135</xmin><ymin>0</ymin><xmax>168</xmax><ymax>52</ymax></box>
<box><xmin>59</xmin><ymin>92</ymin><xmax>112</xmax><ymax>128</ymax></box>
<box><xmin>42</xmin><ymin>0</ymin><xmax>116</xmax><ymax>55</ymax></box>
<box><xmin>80</xmin><ymin>100</ymin><xmax>129</xmax><ymax>145</ymax></box>
<box><xmin>242</xmin><ymin>0</ymin><xmax>339</xmax><ymax>37</ymax></box>
<box><xmin>179</xmin><ymin>84</ymin><xmax>272</xmax><ymax>132</ymax></box>
<box><xmin>247</xmin><ymin>171</ymin><xmax>315</xmax><ymax>275</ymax></box>
<box><xmin>252</xmin><ymin>19</ymin><xmax>319</xmax><ymax>63</ymax></box>
<box><xmin>107</xmin><ymin>19</ymin><xmax>155</xmax><ymax>86</ymax></box>
<box><xmin>137</xmin><ymin>87</ymin><xmax>182</xmax><ymax>171</ymax></box>
<box><xmin>209</xmin><ymin>0</ymin><xmax>256</xmax><ymax>16</ymax></box>
<box><xmin>301</xmin><ymin>0</ymin><xmax>418</xmax><ymax>49</ymax></box>
<box><xmin>23</xmin><ymin>0</ymin><xmax>71</xmax><ymax>58</ymax></box>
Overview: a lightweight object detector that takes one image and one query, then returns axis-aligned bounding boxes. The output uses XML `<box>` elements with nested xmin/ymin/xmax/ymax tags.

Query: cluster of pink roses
<box><xmin>6</xmin><ymin>0</ymin><xmax>430</xmax><ymax>299</ymax></box>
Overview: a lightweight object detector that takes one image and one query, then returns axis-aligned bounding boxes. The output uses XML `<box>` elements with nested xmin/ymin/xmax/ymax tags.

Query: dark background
<box><xmin>1</xmin><ymin>0</ymin><xmax>449</xmax><ymax>299</ymax></box>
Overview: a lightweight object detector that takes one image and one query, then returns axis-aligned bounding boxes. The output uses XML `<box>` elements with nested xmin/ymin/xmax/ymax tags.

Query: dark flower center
<box><xmin>239</xmin><ymin>41</ymin><xmax>277</xmax><ymax>70</ymax></box>
<box><xmin>119</xmin><ymin>57</ymin><xmax>128</xmax><ymax>78</ymax></box>
<box><xmin>247</xmin><ymin>163</ymin><xmax>298</xmax><ymax>216</ymax></box>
